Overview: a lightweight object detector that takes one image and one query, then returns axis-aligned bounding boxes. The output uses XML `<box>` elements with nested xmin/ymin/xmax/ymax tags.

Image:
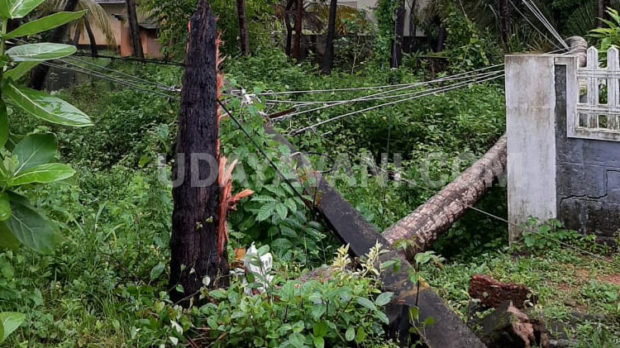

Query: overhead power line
<box><xmin>290</xmin><ymin>71</ymin><xmax>505</xmax><ymax>135</ymax></box>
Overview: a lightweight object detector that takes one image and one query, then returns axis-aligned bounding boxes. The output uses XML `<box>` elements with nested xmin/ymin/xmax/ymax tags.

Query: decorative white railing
<box><xmin>570</xmin><ymin>46</ymin><xmax>620</xmax><ymax>141</ymax></box>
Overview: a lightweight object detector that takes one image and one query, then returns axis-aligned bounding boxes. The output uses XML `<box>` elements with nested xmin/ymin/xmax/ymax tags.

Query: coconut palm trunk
<box><xmin>236</xmin><ymin>0</ymin><xmax>250</xmax><ymax>55</ymax></box>
<box><xmin>126</xmin><ymin>0</ymin><xmax>144</xmax><ymax>58</ymax></box>
<box><xmin>321</xmin><ymin>0</ymin><xmax>337</xmax><ymax>74</ymax></box>
<box><xmin>383</xmin><ymin>135</ymin><xmax>507</xmax><ymax>255</ymax></box>
<box><xmin>292</xmin><ymin>0</ymin><xmax>303</xmax><ymax>60</ymax></box>
<box><xmin>499</xmin><ymin>0</ymin><xmax>511</xmax><ymax>45</ymax></box>
<box><xmin>29</xmin><ymin>0</ymin><xmax>80</xmax><ymax>90</ymax></box>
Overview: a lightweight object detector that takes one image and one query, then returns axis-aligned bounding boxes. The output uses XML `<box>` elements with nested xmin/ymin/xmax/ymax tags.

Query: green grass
<box><xmin>420</xmin><ymin>246</ymin><xmax>620</xmax><ymax>346</ymax></box>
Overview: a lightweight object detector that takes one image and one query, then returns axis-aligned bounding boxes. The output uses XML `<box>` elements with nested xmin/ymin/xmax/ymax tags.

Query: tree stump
<box><xmin>168</xmin><ymin>0</ymin><xmax>228</xmax><ymax>305</ymax></box>
<box><xmin>479</xmin><ymin>301</ymin><xmax>548</xmax><ymax>348</ymax></box>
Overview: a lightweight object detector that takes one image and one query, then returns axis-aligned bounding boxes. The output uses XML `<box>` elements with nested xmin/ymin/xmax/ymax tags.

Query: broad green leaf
<box><xmin>355</xmin><ymin>327</ymin><xmax>366</xmax><ymax>344</ymax></box>
<box><xmin>0</xmin><ymin>222</ymin><xmax>19</xmax><ymax>250</ymax></box>
<box><xmin>355</xmin><ymin>297</ymin><xmax>376</xmax><ymax>311</ymax></box>
<box><xmin>0</xmin><ymin>101</ymin><xmax>7</xmax><ymax>148</ymax></box>
<box><xmin>313</xmin><ymin>336</ymin><xmax>324</xmax><ymax>348</ymax></box>
<box><xmin>0</xmin><ymin>312</ymin><xmax>25</xmax><ymax>343</ymax></box>
<box><xmin>8</xmin><ymin>163</ymin><xmax>74</xmax><ymax>186</ymax></box>
<box><xmin>4</xmin><ymin>11</ymin><xmax>87</xmax><ymax>39</ymax></box>
<box><xmin>0</xmin><ymin>0</ymin><xmax>46</xmax><ymax>19</ymax></box>
<box><xmin>0</xmin><ymin>192</ymin><xmax>10</xmax><ymax>221</ymax></box>
<box><xmin>312</xmin><ymin>320</ymin><xmax>328</xmax><ymax>338</ymax></box>
<box><xmin>12</xmin><ymin>134</ymin><xmax>57</xmax><ymax>173</ymax></box>
<box><xmin>374</xmin><ymin>292</ymin><xmax>394</xmax><ymax>306</ymax></box>
<box><xmin>6</xmin><ymin>43</ymin><xmax>76</xmax><ymax>62</ymax></box>
<box><xmin>4</xmin><ymin>62</ymin><xmax>40</xmax><ymax>81</ymax></box>
<box><xmin>345</xmin><ymin>326</ymin><xmax>355</xmax><ymax>341</ymax></box>
<box><xmin>4</xmin><ymin>193</ymin><xmax>55</xmax><ymax>253</ymax></box>
<box><xmin>3</xmin><ymin>82</ymin><xmax>92</xmax><ymax>127</ymax></box>
<box><xmin>375</xmin><ymin>311</ymin><xmax>389</xmax><ymax>325</ymax></box>
<box><xmin>150</xmin><ymin>262</ymin><xmax>165</xmax><ymax>281</ymax></box>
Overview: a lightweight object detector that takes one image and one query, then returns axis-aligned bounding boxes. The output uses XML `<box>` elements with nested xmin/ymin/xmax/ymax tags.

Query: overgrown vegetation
<box><xmin>1</xmin><ymin>0</ymin><xmax>619</xmax><ymax>346</ymax></box>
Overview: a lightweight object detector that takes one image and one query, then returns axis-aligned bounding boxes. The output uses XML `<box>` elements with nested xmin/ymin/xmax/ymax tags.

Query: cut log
<box><xmin>468</xmin><ymin>274</ymin><xmax>537</xmax><ymax>309</ymax></box>
<box><xmin>479</xmin><ymin>301</ymin><xmax>548</xmax><ymax>348</ymax></box>
<box><xmin>383</xmin><ymin>135</ymin><xmax>507</xmax><ymax>254</ymax></box>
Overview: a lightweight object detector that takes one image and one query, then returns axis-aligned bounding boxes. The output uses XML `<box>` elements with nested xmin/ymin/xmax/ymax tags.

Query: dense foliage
<box><xmin>0</xmin><ymin>0</ymin><xmax>618</xmax><ymax>346</ymax></box>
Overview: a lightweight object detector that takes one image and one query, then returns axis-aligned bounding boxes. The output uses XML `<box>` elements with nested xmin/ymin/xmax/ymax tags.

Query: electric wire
<box><xmin>217</xmin><ymin>99</ymin><xmax>312</xmax><ymax>210</ymax></box>
<box><xmin>41</xmin><ymin>60</ymin><xmax>179</xmax><ymax>99</ymax></box>
<box><xmin>269</xmin><ymin>68</ymin><xmax>505</xmax><ymax>121</ymax></box>
<box><xmin>521</xmin><ymin>0</ymin><xmax>568</xmax><ymax>50</ymax></box>
<box><xmin>253</xmin><ymin>64</ymin><xmax>505</xmax><ymax>97</ymax></box>
<box><xmin>290</xmin><ymin>72</ymin><xmax>505</xmax><ymax>135</ymax></box>
<box><xmin>508</xmin><ymin>0</ymin><xmax>561</xmax><ymax>50</ymax></box>
<box><xmin>65</xmin><ymin>55</ymin><xmax>176</xmax><ymax>92</ymax></box>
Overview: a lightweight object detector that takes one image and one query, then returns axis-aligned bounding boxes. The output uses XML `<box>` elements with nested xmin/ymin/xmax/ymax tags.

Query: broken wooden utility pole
<box><xmin>126</xmin><ymin>0</ymin><xmax>144</xmax><ymax>58</ymax></box>
<box><xmin>169</xmin><ymin>0</ymin><xmax>227</xmax><ymax>305</ymax></box>
<box><xmin>236</xmin><ymin>0</ymin><xmax>250</xmax><ymax>56</ymax></box>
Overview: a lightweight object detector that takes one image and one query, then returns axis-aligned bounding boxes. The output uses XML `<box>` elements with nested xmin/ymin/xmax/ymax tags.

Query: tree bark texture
<box><xmin>84</xmin><ymin>19</ymin><xmax>98</xmax><ymax>58</ymax></box>
<box><xmin>321</xmin><ymin>0</ymin><xmax>338</xmax><ymax>74</ymax></box>
<box><xmin>382</xmin><ymin>135</ymin><xmax>507</xmax><ymax>254</ymax></box>
<box><xmin>284</xmin><ymin>0</ymin><xmax>295</xmax><ymax>56</ymax></box>
<box><xmin>126</xmin><ymin>0</ymin><xmax>144</xmax><ymax>58</ymax></box>
<box><xmin>236</xmin><ymin>0</ymin><xmax>250</xmax><ymax>55</ymax></box>
<box><xmin>408</xmin><ymin>0</ymin><xmax>417</xmax><ymax>52</ymax></box>
<box><xmin>498</xmin><ymin>0</ymin><xmax>511</xmax><ymax>45</ymax></box>
<box><xmin>169</xmin><ymin>0</ymin><xmax>228</xmax><ymax>305</ymax></box>
<box><xmin>293</xmin><ymin>0</ymin><xmax>303</xmax><ymax>60</ymax></box>
<box><xmin>29</xmin><ymin>0</ymin><xmax>79</xmax><ymax>90</ymax></box>
<box><xmin>390</xmin><ymin>2</ymin><xmax>405</xmax><ymax>68</ymax></box>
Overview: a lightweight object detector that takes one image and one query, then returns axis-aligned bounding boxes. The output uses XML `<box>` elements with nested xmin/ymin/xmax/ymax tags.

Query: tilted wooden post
<box><xmin>169</xmin><ymin>0</ymin><xmax>228</xmax><ymax>305</ymax></box>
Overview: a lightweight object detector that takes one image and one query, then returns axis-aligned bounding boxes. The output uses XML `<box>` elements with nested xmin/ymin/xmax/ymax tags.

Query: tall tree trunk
<box><xmin>408</xmin><ymin>0</ymin><xmax>417</xmax><ymax>53</ymax></box>
<box><xmin>284</xmin><ymin>0</ymin><xmax>295</xmax><ymax>56</ymax></box>
<box><xmin>383</xmin><ymin>135</ymin><xmax>507</xmax><ymax>255</ymax></box>
<box><xmin>169</xmin><ymin>0</ymin><xmax>228</xmax><ymax>305</ymax></box>
<box><xmin>236</xmin><ymin>0</ymin><xmax>250</xmax><ymax>55</ymax></box>
<box><xmin>598</xmin><ymin>0</ymin><xmax>611</xmax><ymax>27</ymax></box>
<box><xmin>499</xmin><ymin>0</ymin><xmax>511</xmax><ymax>45</ymax></box>
<box><xmin>29</xmin><ymin>0</ymin><xmax>79</xmax><ymax>90</ymax></box>
<box><xmin>84</xmin><ymin>19</ymin><xmax>98</xmax><ymax>58</ymax></box>
<box><xmin>435</xmin><ymin>23</ymin><xmax>446</xmax><ymax>53</ymax></box>
<box><xmin>390</xmin><ymin>1</ymin><xmax>405</xmax><ymax>68</ymax></box>
<box><xmin>72</xmin><ymin>25</ymin><xmax>80</xmax><ymax>46</ymax></box>
<box><xmin>126</xmin><ymin>0</ymin><xmax>144</xmax><ymax>58</ymax></box>
<box><xmin>292</xmin><ymin>0</ymin><xmax>303</xmax><ymax>60</ymax></box>
<box><xmin>321</xmin><ymin>0</ymin><xmax>337</xmax><ymax>74</ymax></box>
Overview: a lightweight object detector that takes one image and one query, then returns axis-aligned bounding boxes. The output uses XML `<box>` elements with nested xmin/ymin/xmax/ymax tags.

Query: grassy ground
<box><xmin>419</xmin><ymin>245</ymin><xmax>620</xmax><ymax>346</ymax></box>
<box><xmin>1</xmin><ymin>52</ymin><xmax>618</xmax><ymax>346</ymax></box>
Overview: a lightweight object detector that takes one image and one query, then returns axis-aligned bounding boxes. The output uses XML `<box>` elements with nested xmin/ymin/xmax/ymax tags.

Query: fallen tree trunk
<box><xmin>383</xmin><ymin>135</ymin><xmax>507</xmax><ymax>253</ymax></box>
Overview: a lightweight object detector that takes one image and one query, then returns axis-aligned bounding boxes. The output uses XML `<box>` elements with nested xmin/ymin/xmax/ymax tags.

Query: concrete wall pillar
<box><xmin>505</xmin><ymin>55</ymin><xmax>558</xmax><ymax>243</ymax></box>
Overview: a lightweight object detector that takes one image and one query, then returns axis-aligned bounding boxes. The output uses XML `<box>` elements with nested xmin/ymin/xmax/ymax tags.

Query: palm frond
<box><xmin>76</xmin><ymin>0</ymin><xmax>116</xmax><ymax>47</ymax></box>
<box><xmin>42</xmin><ymin>0</ymin><xmax>116</xmax><ymax>46</ymax></box>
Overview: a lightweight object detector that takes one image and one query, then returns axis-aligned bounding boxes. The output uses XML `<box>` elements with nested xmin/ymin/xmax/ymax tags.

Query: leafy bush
<box><xmin>191</xmin><ymin>245</ymin><xmax>397</xmax><ymax>347</ymax></box>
